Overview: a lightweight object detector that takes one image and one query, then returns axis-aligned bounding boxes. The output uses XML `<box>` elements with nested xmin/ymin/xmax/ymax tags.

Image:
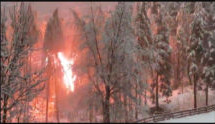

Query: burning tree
<box><xmin>1</xmin><ymin>3</ymin><xmax>46</xmax><ymax>123</ymax></box>
<box><xmin>43</xmin><ymin>8</ymin><xmax>64</xmax><ymax>122</ymax></box>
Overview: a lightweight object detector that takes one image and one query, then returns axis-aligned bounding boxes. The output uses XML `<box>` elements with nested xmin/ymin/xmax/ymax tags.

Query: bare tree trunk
<box><xmin>205</xmin><ymin>83</ymin><xmax>208</xmax><ymax>106</ymax></box>
<box><xmin>24</xmin><ymin>52</ymin><xmax>31</xmax><ymax>122</ymax></box>
<box><xmin>55</xmin><ymin>77</ymin><xmax>60</xmax><ymax>122</ymax></box>
<box><xmin>175</xmin><ymin>55</ymin><xmax>180</xmax><ymax>89</ymax></box>
<box><xmin>135</xmin><ymin>83</ymin><xmax>138</xmax><ymax>120</ymax></box>
<box><xmin>144</xmin><ymin>90</ymin><xmax>147</xmax><ymax>105</ymax></box>
<box><xmin>17</xmin><ymin>115</ymin><xmax>20</xmax><ymax>123</ymax></box>
<box><xmin>45</xmin><ymin>54</ymin><xmax>52</xmax><ymax>122</ymax></box>
<box><xmin>2</xmin><ymin>95</ymin><xmax>9</xmax><ymax>123</ymax></box>
<box><xmin>103</xmin><ymin>85</ymin><xmax>110</xmax><ymax>123</ymax></box>
<box><xmin>113</xmin><ymin>103</ymin><xmax>116</xmax><ymax>122</ymax></box>
<box><xmin>139</xmin><ymin>93</ymin><xmax>142</xmax><ymax>106</ymax></box>
<box><xmin>129</xmin><ymin>97</ymin><xmax>132</xmax><ymax>121</ymax></box>
<box><xmin>0</xmin><ymin>78</ymin><xmax>3</xmax><ymax>123</ymax></box>
<box><xmin>118</xmin><ymin>92</ymin><xmax>122</xmax><ymax>122</ymax></box>
<box><xmin>156</xmin><ymin>73</ymin><xmax>159</xmax><ymax>111</ymax></box>
<box><xmin>150</xmin><ymin>66</ymin><xmax>155</xmax><ymax>104</ymax></box>
<box><xmin>187</xmin><ymin>63</ymin><xmax>192</xmax><ymax>85</ymax></box>
<box><xmin>193</xmin><ymin>74</ymin><xmax>197</xmax><ymax>109</ymax></box>
<box><xmin>152</xmin><ymin>92</ymin><xmax>155</xmax><ymax>104</ymax></box>
<box><xmin>89</xmin><ymin>103</ymin><xmax>93</xmax><ymax>123</ymax></box>
<box><xmin>17</xmin><ymin>107</ymin><xmax>22</xmax><ymax>123</ymax></box>
<box><xmin>124</xmin><ymin>95</ymin><xmax>128</xmax><ymax>122</ymax></box>
<box><xmin>181</xmin><ymin>81</ymin><xmax>184</xmax><ymax>94</ymax></box>
<box><xmin>45</xmin><ymin>79</ymin><xmax>50</xmax><ymax>122</ymax></box>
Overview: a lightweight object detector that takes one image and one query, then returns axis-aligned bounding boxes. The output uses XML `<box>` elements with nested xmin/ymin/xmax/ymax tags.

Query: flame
<box><xmin>57</xmin><ymin>52</ymin><xmax>76</xmax><ymax>92</ymax></box>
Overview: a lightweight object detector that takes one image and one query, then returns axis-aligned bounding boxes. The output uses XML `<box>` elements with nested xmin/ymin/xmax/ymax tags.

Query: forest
<box><xmin>1</xmin><ymin>2</ymin><xmax>215</xmax><ymax>123</ymax></box>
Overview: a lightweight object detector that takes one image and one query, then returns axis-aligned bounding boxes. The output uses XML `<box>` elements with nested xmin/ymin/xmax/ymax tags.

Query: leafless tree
<box><xmin>1</xmin><ymin>3</ymin><xmax>46</xmax><ymax>123</ymax></box>
<box><xmin>72</xmin><ymin>2</ymin><xmax>147</xmax><ymax>122</ymax></box>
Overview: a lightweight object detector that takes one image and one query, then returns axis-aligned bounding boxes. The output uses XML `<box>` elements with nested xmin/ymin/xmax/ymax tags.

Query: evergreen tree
<box><xmin>188</xmin><ymin>3</ymin><xmax>206</xmax><ymax>109</ymax></box>
<box><xmin>201</xmin><ymin>2</ymin><xmax>215</xmax><ymax>106</ymax></box>
<box><xmin>150</xmin><ymin>2</ymin><xmax>172</xmax><ymax>111</ymax></box>
<box><xmin>43</xmin><ymin>8</ymin><xmax>64</xmax><ymax>122</ymax></box>
<box><xmin>174</xmin><ymin>3</ymin><xmax>194</xmax><ymax>93</ymax></box>
<box><xmin>134</xmin><ymin>2</ymin><xmax>153</xmax><ymax>114</ymax></box>
<box><xmin>166</xmin><ymin>3</ymin><xmax>183</xmax><ymax>90</ymax></box>
<box><xmin>44</xmin><ymin>8</ymin><xmax>64</xmax><ymax>54</ymax></box>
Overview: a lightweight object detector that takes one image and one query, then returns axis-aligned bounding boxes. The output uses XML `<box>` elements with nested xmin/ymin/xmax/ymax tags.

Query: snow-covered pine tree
<box><xmin>201</xmin><ymin>2</ymin><xmax>215</xmax><ymax>106</ymax></box>
<box><xmin>134</xmin><ymin>1</ymin><xmax>153</xmax><ymax>117</ymax></box>
<box><xmin>166</xmin><ymin>2</ymin><xmax>183</xmax><ymax>90</ymax></box>
<box><xmin>176</xmin><ymin>2</ymin><xmax>197</xmax><ymax>89</ymax></box>
<box><xmin>188</xmin><ymin>2</ymin><xmax>206</xmax><ymax>109</ymax></box>
<box><xmin>149</xmin><ymin>2</ymin><xmax>172</xmax><ymax>111</ymax></box>
<box><xmin>103</xmin><ymin>2</ymin><xmax>143</xmax><ymax>122</ymax></box>
<box><xmin>174</xmin><ymin>3</ymin><xmax>194</xmax><ymax>93</ymax></box>
<box><xmin>157</xmin><ymin>6</ymin><xmax>172</xmax><ymax>105</ymax></box>
<box><xmin>105</xmin><ymin>2</ymin><xmax>147</xmax><ymax>121</ymax></box>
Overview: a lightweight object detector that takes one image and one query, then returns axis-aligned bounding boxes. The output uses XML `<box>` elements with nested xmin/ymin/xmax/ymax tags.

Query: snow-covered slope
<box><xmin>160</xmin><ymin>111</ymin><xmax>215</xmax><ymax>123</ymax></box>
<box><xmin>148</xmin><ymin>86</ymin><xmax>215</xmax><ymax>113</ymax></box>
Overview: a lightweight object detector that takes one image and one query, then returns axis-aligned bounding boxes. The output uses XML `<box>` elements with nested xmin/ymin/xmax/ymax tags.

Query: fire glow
<box><xmin>57</xmin><ymin>52</ymin><xmax>76</xmax><ymax>92</ymax></box>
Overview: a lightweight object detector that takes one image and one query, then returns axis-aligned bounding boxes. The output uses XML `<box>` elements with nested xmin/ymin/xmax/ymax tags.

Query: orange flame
<box><xmin>57</xmin><ymin>52</ymin><xmax>76</xmax><ymax>92</ymax></box>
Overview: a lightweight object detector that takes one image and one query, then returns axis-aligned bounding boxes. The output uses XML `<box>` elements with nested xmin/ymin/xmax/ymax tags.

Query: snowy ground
<box><xmin>139</xmin><ymin>85</ymin><xmax>215</xmax><ymax>120</ymax></box>
<box><xmin>148</xmin><ymin>86</ymin><xmax>215</xmax><ymax>113</ymax></box>
<box><xmin>160</xmin><ymin>111</ymin><xmax>215</xmax><ymax>123</ymax></box>
<box><xmin>161</xmin><ymin>86</ymin><xmax>215</xmax><ymax>112</ymax></box>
